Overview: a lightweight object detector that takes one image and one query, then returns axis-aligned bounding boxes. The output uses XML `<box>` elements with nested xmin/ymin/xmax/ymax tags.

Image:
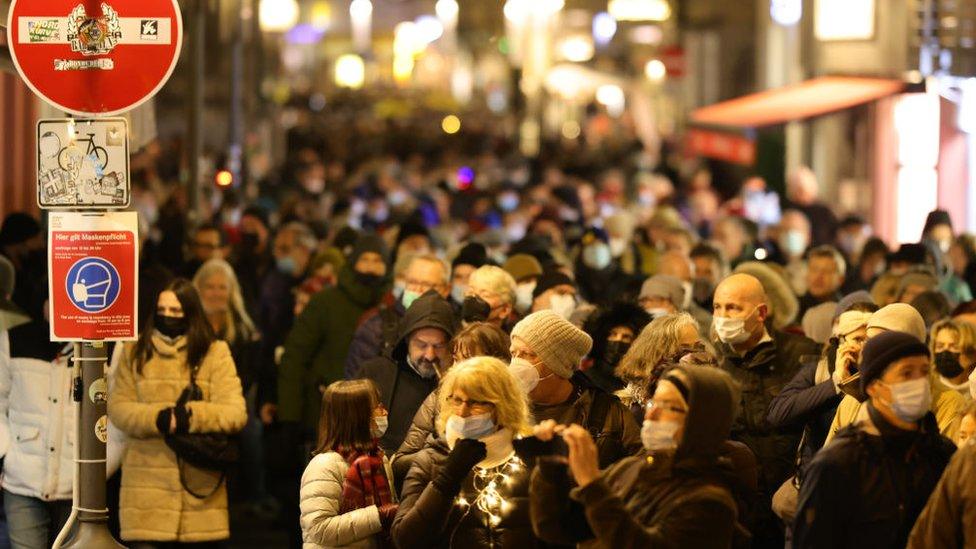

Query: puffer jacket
<box><xmin>392</xmin><ymin>389</ymin><xmax>439</xmax><ymax>487</ymax></box>
<box><xmin>108</xmin><ymin>334</ymin><xmax>247</xmax><ymax>542</ymax></box>
<box><xmin>530</xmin><ymin>365</ymin><xmax>744</xmax><ymax>548</ymax></box>
<box><xmin>716</xmin><ymin>330</ymin><xmax>819</xmax><ymax>494</ymax></box>
<box><xmin>392</xmin><ymin>433</ymin><xmax>540</xmax><ymax>549</ymax></box>
<box><xmin>300</xmin><ymin>451</ymin><xmax>396</xmax><ymax>549</ymax></box>
<box><xmin>907</xmin><ymin>440</ymin><xmax>976</xmax><ymax>548</ymax></box>
<box><xmin>0</xmin><ymin>328</ymin><xmax>125</xmax><ymax>501</ymax></box>
<box><xmin>793</xmin><ymin>404</ymin><xmax>955</xmax><ymax>549</ymax></box>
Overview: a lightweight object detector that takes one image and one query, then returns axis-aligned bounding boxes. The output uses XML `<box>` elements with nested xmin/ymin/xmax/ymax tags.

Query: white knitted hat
<box><xmin>511</xmin><ymin>310</ymin><xmax>593</xmax><ymax>378</ymax></box>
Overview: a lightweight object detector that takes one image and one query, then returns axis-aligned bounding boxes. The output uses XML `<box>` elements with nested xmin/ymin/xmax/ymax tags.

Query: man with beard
<box><xmin>357</xmin><ymin>292</ymin><xmax>456</xmax><ymax>454</ymax></box>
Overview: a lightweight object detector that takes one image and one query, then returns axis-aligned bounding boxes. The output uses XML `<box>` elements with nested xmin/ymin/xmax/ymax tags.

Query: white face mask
<box><xmin>549</xmin><ymin>294</ymin><xmax>576</xmax><ymax>320</ymax></box>
<box><xmin>644</xmin><ymin>308</ymin><xmax>670</xmax><ymax>320</ymax></box>
<box><xmin>515</xmin><ymin>282</ymin><xmax>536</xmax><ymax>314</ymax></box>
<box><xmin>445</xmin><ymin>413</ymin><xmax>495</xmax><ymax>446</ymax></box>
<box><xmin>641</xmin><ymin>419</ymin><xmax>680</xmax><ymax>452</ymax></box>
<box><xmin>713</xmin><ymin>307</ymin><xmax>757</xmax><ymax>344</ymax></box>
<box><xmin>371</xmin><ymin>415</ymin><xmax>388</xmax><ymax>439</ymax></box>
<box><xmin>609</xmin><ymin>238</ymin><xmax>627</xmax><ymax>258</ymax></box>
<box><xmin>509</xmin><ymin>357</ymin><xmax>552</xmax><ymax>393</ymax></box>
<box><xmin>680</xmin><ymin>281</ymin><xmax>693</xmax><ymax>310</ymax></box>
<box><xmin>884</xmin><ymin>377</ymin><xmax>932</xmax><ymax>423</ymax></box>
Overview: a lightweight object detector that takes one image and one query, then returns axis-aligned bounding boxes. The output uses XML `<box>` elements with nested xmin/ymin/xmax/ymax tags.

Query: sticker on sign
<box><xmin>8</xmin><ymin>0</ymin><xmax>183</xmax><ymax>116</ymax></box>
<box><xmin>37</xmin><ymin>118</ymin><xmax>130</xmax><ymax>209</ymax></box>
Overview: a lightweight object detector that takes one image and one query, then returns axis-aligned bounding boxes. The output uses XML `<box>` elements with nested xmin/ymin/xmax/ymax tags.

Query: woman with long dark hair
<box><xmin>299</xmin><ymin>379</ymin><xmax>397</xmax><ymax>548</ymax></box>
<box><xmin>109</xmin><ymin>278</ymin><xmax>247</xmax><ymax>547</ymax></box>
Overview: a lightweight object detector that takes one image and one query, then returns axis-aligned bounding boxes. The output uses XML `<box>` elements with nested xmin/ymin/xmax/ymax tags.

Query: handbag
<box><xmin>164</xmin><ymin>364</ymin><xmax>240</xmax><ymax>499</ymax></box>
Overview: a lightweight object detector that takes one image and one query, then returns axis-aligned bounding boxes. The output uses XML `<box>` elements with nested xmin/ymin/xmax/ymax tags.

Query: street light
<box><xmin>644</xmin><ymin>59</ymin><xmax>666</xmax><ymax>81</ymax></box>
<box><xmin>350</xmin><ymin>0</ymin><xmax>373</xmax><ymax>53</ymax></box>
<box><xmin>259</xmin><ymin>0</ymin><xmax>299</xmax><ymax>32</ymax></box>
<box><xmin>558</xmin><ymin>35</ymin><xmax>594</xmax><ymax>62</ymax></box>
<box><xmin>608</xmin><ymin>0</ymin><xmax>671</xmax><ymax>22</ymax></box>
<box><xmin>335</xmin><ymin>54</ymin><xmax>366</xmax><ymax>88</ymax></box>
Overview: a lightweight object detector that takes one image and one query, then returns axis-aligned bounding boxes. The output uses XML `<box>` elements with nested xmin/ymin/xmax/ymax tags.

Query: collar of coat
<box><xmin>151</xmin><ymin>332</ymin><xmax>188</xmax><ymax>357</ymax></box>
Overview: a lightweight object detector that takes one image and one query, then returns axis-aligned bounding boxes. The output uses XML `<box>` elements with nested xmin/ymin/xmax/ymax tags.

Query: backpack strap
<box><xmin>586</xmin><ymin>391</ymin><xmax>614</xmax><ymax>439</ymax></box>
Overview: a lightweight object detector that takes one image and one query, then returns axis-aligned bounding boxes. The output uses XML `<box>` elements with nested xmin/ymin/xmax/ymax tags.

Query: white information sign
<box><xmin>37</xmin><ymin>118</ymin><xmax>130</xmax><ymax>209</ymax></box>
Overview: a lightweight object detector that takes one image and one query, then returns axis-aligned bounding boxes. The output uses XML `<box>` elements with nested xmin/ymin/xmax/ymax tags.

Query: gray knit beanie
<box><xmin>511</xmin><ymin>310</ymin><xmax>593</xmax><ymax>378</ymax></box>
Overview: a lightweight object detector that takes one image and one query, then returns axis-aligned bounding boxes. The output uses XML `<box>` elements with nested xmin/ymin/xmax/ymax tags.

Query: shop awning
<box><xmin>686</xmin><ymin>76</ymin><xmax>906</xmax><ymax>165</ymax></box>
<box><xmin>690</xmin><ymin>76</ymin><xmax>906</xmax><ymax>129</ymax></box>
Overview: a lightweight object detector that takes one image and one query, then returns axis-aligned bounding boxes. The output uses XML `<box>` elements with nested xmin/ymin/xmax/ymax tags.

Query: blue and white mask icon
<box><xmin>66</xmin><ymin>258</ymin><xmax>120</xmax><ymax>313</ymax></box>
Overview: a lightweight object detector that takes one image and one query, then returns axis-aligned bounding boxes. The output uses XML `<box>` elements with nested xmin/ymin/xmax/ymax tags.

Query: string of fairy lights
<box><xmin>454</xmin><ymin>455</ymin><xmax>524</xmax><ymax>528</ymax></box>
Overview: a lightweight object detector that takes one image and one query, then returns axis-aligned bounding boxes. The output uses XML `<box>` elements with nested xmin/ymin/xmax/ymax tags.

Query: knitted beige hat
<box><xmin>511</xmin><ymin>310</ymin><xmax>593</xmax><ymax>378</ymax></box>
<box><xmin>866</xmin><ymin>303</ymin><xmax>926</xmax><ymax>341</ymax></box>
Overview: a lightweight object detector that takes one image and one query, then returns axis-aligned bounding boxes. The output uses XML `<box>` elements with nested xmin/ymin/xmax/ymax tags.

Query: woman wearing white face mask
<box><xmin>794</xmin><ymin>331</ymin><xmax>957</xmax><ymax>549</ymax></box>
<box><xmin>391</xmin><ymin>357</ymin><xmax>539</xmax><ymax>548</ymax></box>
<box><xmin>528</xmin><ymin>365</ymin><xmax>746</xmax><ymax>548</ymax></box>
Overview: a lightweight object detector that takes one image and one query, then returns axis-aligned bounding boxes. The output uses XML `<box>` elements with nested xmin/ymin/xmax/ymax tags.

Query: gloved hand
<box><xmin>156</xmin><ymin>407</ymin><xmax>174</xmax><ymax>434</ymax></box>
<box><xmin>513</xmin><ymin>436</ymin><xmax>568</xmax><ymax>462</ymax></box>
<box><xmin>378</xmin><ymin>503</ymin><xmax>399</xmax><ymax>531</ymax></box>
<box><xmin>432</xmin><ymin>439</ymin><xmax>486</xmax><ymax>494</ymax></box>
<box><xmin>174</xmin><ymin>402</ymin><xmax>192</xmax><ymax>434</ymax></box>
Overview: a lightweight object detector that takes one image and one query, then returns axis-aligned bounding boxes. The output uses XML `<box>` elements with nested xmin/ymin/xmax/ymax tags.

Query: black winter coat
<box><xmin>766</xmin><ymin>357</ymin><xmax>841</xmax><ymax>474</ymax></box>
<box><xmin>793</xmin><ymin>407</ymin><xmax>956</xmax><ymax>549</ymax></box>
<box><xmin>716</xmin><ymin>330</ymin><xmax>820</xmax><ymax>495</ymax></box>
<box><xmin>392</xmin><ymin>438</ymin><xmax>544</xmax><ymax>549</ymax></box>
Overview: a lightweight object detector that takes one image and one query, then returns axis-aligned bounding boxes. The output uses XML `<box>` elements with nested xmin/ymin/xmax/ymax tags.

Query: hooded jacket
<box><xmin>278</xmin><ymin>265</ymin><xmax>390</xmax><ymax>430</ymax></box>
<box><xmin>530</xmin><ymin>365</ymin><xmax>744</xmax><ymax>549</ymax></box>
<box><xmin>793</xmin><ymin>404</ymin><xmax>955</xmax><ymax>549</ymax></box>
<box><xmin>357</xmin><ymin>292</ymin><xmax>456</xmax><ymax>455</ymax></box>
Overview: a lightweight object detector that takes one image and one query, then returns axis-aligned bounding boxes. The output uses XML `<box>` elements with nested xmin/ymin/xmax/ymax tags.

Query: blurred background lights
<box><xmin>334</xmin><ymin>54</ymin><xmax>365</xmax><ymax>88</ymax></box>
<box><xmin>592</xmin><ymin>12</ymin><xmax>617</xmax><ymax>45</ymax></box>
<box><xmin>442</xmin><ymin>115</ymin><xmax>462</xmax><ymax>134</ymax></box>
<box><xmin>608</xmin><ymin>0</ymin><xmax>671</xmax><ymax>21</ymax></box>
<box><xmin>414</xmin><ymin>15</ymin><xmax>444</xmax><ymax>44</ymax></box>
<box><xmin>558</xmin><ymin>35</ymin><xmax>595</xmax><ymax>62</ymax></box>
<box><xmin>645</xmin><ymin>59</ymin><xmax>667</xmax><ymax>81</ymax></box>
<box><xmin>259</xmin><ymin>0</ymin><xmax>299</xmax><ymax>32</ymax></box>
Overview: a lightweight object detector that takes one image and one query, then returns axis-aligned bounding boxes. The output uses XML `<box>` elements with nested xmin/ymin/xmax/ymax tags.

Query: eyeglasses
<box><xmin>447</xmin><ymin>395</ymin><xmax>494</xmax><ymax>411</ymax></box>
<box><xmin>646</xmin><ymin>399</ymin><xmax>688</xmax><ymax>415</ymax></box>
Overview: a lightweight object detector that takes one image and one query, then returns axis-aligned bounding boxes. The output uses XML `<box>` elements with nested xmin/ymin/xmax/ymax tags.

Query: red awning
<box><xmin>689</xmin><ymin>76</ymin><xmax>906</xmax><ymax>129</ymax></box>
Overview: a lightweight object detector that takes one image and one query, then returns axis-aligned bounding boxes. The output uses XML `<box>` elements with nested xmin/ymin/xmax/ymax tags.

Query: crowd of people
<box><xmin>2</xmin><ymin>118</ymin><xmax>976</xmax><ymax>548</ymax></box>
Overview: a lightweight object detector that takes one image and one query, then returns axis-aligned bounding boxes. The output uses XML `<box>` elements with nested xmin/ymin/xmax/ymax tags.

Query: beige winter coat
<box><xmin>108</xmin><ymin>335</ymin><xmax>247</xmax><ymax>542</ymax></box>
<box><xmin>300</xmin><ymin>451</ymin><xmax>395</xmax><ymax>549</ymax></box>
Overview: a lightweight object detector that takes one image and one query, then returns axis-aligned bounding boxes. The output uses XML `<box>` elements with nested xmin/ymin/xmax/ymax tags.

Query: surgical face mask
<box><xmin>505</xmin><ymin>223</ymin><xmax>527</xmax><ymax>243</ymax></box>
<box><xmin>498</xmin><ymin>193</ymin><xmax>520</xmax><ymax>212</ymax></box>
<box><xmin>779</xmin><ymin>230</ymin><xmax>808</xmax><ymax>257</ymax></box>
<box><xmin>935</xmin><ymin>351</ymin><xmax>964</xmax><ymax>379</ymax></box>
<box><xmin>371</xmin><ymin>415</ymin><xmax>388</xmax><ymax>439</ymax></box>
<box><xmin>713</xmin><ymin>308</ymin><xmax>756</xmax><ymax>345</ymax></box>
<box><xmin>641</xmin><ymin>419</ymin><xmax>680</xmax><ymax>452</ymax></box>
<box><xmin>549</xmin><ymin>294</ymin><xmax>576</xmax><ymax>320</ymax></box>
<box><xmin>276</xmin><ymin>256</ymin><xmax>298</xmax><ymax>276</ymax></box>
<box><xmin>582</xmin><ymin>243</ymin><xmax>613</xmax><ymax>270</ymax></box>
<box><xmin>392</xmin><ymin>281</ymin><xmax>406</xmax><ymax>301</ymax></box>
<box><xmin>155</xmin><ymin>313</ymin><xmax>188</xmax><ymax>339</ymax></box>
<box><xmin>609</xmin><ymin>238</ymin><xmax>627</xmax><ymax>258</ymax></box>
<box><xmin>884</xmin><ymin>377</ymin><xmax>932</xmax><ymax>423</ymax></box>
<box><xmin>451</xmin><ymin>284</ymin><xmax>467</xmax><ymax>304</ymax></box>
<box><xmin>445</xmin><ymin>413</ymin><xmax>495</xmax><ymax>443</ymax></box>
<box><xmin>509</xmin><ymin>357</ymin><xmax>550</xmax><ymax>393</ymax></box>
<box><xmin>515</xmin><ymin>282</ymin><xmax>535</xmax><ymax>313</ymax></box>
<box><xmin>401</xmin><ymin>289</ymin><xmax>422</xmax><ymax>310</ymax></box>
<box><xmin>461</xmin><ymin>295</ymin><xmax>492</xmax><ymax>323</ymax></box>
<box><xmin>644</xmin><ymin>307</ymin><xmax>670</xmax><ymax>320</ymax></box>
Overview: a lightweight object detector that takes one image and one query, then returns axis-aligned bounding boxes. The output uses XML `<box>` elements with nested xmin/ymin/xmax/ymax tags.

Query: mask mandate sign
<box><xmin>48</xmin><ymin>211</ymin><xmax>138</xmax><ymax>341</ymax></box>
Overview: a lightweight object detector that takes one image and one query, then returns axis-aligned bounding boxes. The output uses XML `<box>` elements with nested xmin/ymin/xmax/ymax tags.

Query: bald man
<box><xmin>658</xmin><ymin>250</ymin><xmax>713</xmax><ymax>335</ymax></box>
<box><xmin>712</xmin><ymin>273</ymin><xmax>819</xmax><ymax>548</ymax></box>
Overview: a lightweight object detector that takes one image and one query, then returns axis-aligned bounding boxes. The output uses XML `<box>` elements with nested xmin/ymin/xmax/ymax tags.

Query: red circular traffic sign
<box><xmin>8</xmin><ymin>0</ymin><xmax>183</xmax><ymax>116</ymax></box>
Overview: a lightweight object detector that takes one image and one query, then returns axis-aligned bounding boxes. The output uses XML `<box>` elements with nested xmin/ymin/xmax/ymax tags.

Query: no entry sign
<box><xmin>8</xmin><ymin>0</ymin><xmax>183</xmax><ymax>116</ymax></box>
<box><xmin>48</xmin><ymin>211</ymin><xmax>138</xmax><ymax>341</ymax></box>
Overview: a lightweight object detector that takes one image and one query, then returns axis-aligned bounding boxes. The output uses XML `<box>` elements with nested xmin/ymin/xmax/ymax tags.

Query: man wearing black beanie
<box><xmin>794</xmin><ymin>331</ymin><xmax>956</xmax><ymax>549</ymax></box>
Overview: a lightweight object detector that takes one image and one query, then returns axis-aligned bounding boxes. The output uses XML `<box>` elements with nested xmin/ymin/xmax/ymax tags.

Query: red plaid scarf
<box><xmin>337</xmin><ymin>443</ymin><xmax>394</xmax><ymax>513</ymax></box>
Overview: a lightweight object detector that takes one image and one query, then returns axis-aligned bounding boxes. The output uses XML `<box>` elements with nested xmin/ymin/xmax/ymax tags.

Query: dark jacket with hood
<box><xmin>529</xmin><ymin>365</ymin><xmax>744</xmax><ymax>548</ymax></box>
<box><xmin>793</xmin><ymin>405</ymin><xmax>955</xmax><ymax>549</ymax></box>
<box><xmin>277</xmin><ymin>264</ymin><xmax>390</xmax><ymax>430</ymax></box>
<box><xmin>716</xmin><ymin>329</ymin><xmax>819</xmax><ymax>496</ymax></box>
<box><xmin>358</xmin><ymin>292</ymin><xmax>456</xmax><ymax>455</ymax></box>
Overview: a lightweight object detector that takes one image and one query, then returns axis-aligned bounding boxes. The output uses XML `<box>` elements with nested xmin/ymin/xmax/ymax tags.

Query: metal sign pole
<box><xmin>59</xmin><ymin>341</ymin><xmax>124</xmax><ymax>548</ymax></box>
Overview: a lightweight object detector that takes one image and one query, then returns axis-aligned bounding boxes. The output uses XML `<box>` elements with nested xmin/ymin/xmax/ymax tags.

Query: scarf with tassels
<box><xmin>336</xmin><ymin>442</ymin><xmax>394</xmax><ymax>513</ymax></box>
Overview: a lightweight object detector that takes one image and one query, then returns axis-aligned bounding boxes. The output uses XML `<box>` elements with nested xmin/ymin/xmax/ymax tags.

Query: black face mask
<box><xmin>240</xmin><ymin>232</ymin><xmax>261</xmax><ymax>253</ymax></box>
<box><xmin>598</xmin><ymin>340</ymin><xmax>630</xmax><ymax>373</ymax></box>
<box><xmin>355</xmin><ymin>272</ymin><xmax>385</xmax><ymax>288</ymax></box>
<box><xmin>935</xmin><ymin>351</ymin><xmax>964</xmax><ymax>379</ymax></box>
<box><xmin>461</xmin><ymin>295</ymin><xmax>492</xmax><ymax>323</ymax></box>
<box><xmin>155</xmin><ymin>313</ymin><xmax>188</xmax><ymax>339</ymax></box>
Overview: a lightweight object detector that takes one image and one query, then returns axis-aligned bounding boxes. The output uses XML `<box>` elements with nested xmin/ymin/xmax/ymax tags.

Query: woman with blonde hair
<box><xmin>615</xmin><ymin>312</ymin><xmax>702</xmax><ymax>419</ymax></box>
<box><xmin>392</xmin><ymin>357</ymin><xmax>538</xmax><ymax>548</ymax></box>
<box><xmin>930</xmin><ymin>318</ymin><xmax>976</xmax><ymax>402</ymax></box>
